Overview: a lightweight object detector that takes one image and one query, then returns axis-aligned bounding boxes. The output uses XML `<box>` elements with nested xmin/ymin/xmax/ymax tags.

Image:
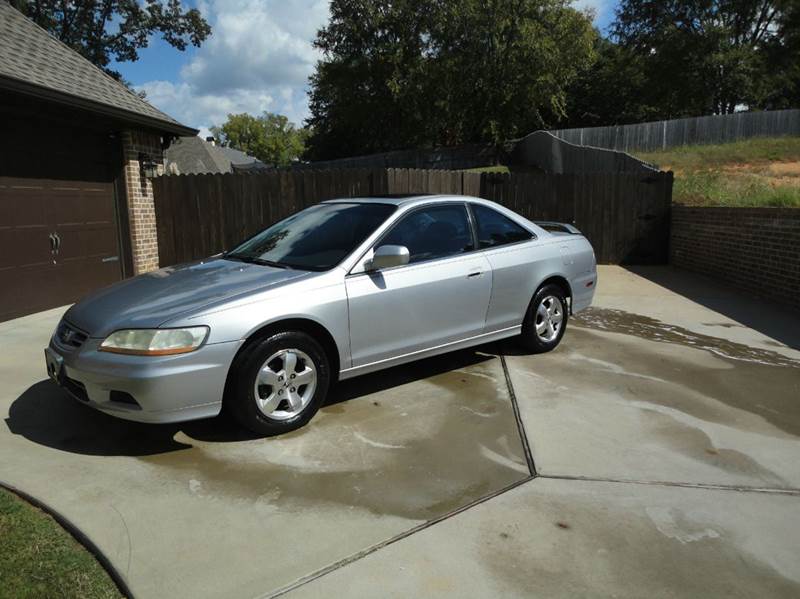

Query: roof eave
<box><xmin>0</xmin><ymin>75</ymin><xmax>198</xmax><ymax>137</ymax></box>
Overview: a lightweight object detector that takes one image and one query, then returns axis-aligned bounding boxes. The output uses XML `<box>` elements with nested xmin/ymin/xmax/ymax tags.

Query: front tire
<box><xmin>227</xmin><ymin>331</ymin><xmax>330</xmax><ymax>435</ymax></box>
<box><xmin>519</xmin><ymin>284</ymin><xmax>568</xmax><ymax>353</ymax></box>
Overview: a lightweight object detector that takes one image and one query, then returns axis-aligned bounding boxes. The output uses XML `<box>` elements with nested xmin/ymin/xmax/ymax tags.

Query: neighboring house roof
<box><xmin>0</xmin><ymin>1</ymin><xmax>196</xmax><ymax>136</ymax></box>
<box><xmin>217</xmin><ymin>146</ymin><xmax>270</xmax><ymax>172</ymax></box>
<box><xmin>165</xmin><ymin>137</ymin><xmax>232</xmax><ymax>175</ymax></box>
<box><xmin>164</xmin><ymin>137</ymin><xmax>269</xmax><ymax>175</ymax></box>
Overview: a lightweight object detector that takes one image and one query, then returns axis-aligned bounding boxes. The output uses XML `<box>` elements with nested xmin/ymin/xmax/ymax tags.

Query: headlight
<box><xmin>99</xmin><ymin>327</ymin><xmax>209</xmax><ymax>356</ymax></box>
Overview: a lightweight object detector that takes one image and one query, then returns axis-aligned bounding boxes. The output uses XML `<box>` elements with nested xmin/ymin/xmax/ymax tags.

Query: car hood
<box><xmin>64</xmin><ymin>257</ymin><xmax>310</xmax><ymax>337</ymax></box>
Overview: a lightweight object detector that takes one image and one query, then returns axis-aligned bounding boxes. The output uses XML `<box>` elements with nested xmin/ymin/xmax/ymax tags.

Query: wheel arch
<box><xmin>537</xmin><ymin>275</ymin><xmax>573</xmax><ymax>312</ymax></box>
<box><xmin>224</xmin><ymin>317</ymin><xmax>342</xmax><ymax>399</ymax></box>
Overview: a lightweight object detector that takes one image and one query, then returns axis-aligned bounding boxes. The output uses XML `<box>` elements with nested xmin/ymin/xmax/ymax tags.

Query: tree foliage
<box><xmin>306</xmin><ymin>0</ymin><xmax>596</xmax><ymax>160</ymax></box>
<box><xmin>211</xmin><ymin>113</ymin><xmax>309</xmax><ymax>167</ymax></box>
<box><xmin>611</xmin><ymin>0</ymin><xmax>783</xmax><ymax>116</ymax></box>
<box><xmin>11</xmin><ymin>0</ymin><xmax>211</xmax><ymax>80</ymax></box>
<box><xmin>762</xmin><ymin>0</ymin><xmax>800</xmax><ymax>109</ymax></box>
<box><xmin>558</xmin><ymin>0</ymin><xmax>800</xmax><ymax>127</ymax></box>
<box><xmin>560</xmin><ymin>35</ymin><xmax>654</xmax><ymax>127</ymax></box>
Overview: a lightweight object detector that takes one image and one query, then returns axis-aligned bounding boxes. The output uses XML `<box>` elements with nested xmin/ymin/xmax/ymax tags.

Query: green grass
<box><xmin>671</xmin><ymin>170</ymin><xmax>800</xmax><ymax>207</ymax></box>
<box><xmin>0</xmin><ymin>488</ymin><xmax>122</xmax><ymax>599</ymax></box>
<box><xmin>637</xmin><ymin>136</ymin><xmax>800</xmax><ymax>171</ymax></box>
<box><xmin>635</xmin><ymin>136</ymin><xmax>800</xmax><ymax>207</ymax></box>
<box><xmin>463</xmin><ymin>164</ymin><xmax>510</xmax><ymax>173</ymax></box>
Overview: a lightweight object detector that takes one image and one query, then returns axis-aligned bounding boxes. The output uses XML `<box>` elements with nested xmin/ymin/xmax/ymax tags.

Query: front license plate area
<box><xmin>44</xmin><ymin>347</ymin><xmax>64</xmax><ymax>384</ymax></box>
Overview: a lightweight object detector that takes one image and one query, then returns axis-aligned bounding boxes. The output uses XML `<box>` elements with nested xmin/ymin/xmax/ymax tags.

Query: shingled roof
<box><xmin>165</xmin><ymin>136</ymin><xmax>233</xmax><ymax>174</ymax></box>
<box><xmin>164</xmin><ymin>137</ymin><xmax>270</xmax><ymax>174</ymax></box>
<box><xmin>0</xmin><ymin>1</ymin><xmax>196</xmax><ymax>136</ymax></box>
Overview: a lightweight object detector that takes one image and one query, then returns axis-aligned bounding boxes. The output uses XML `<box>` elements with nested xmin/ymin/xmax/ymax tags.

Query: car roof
<box><xmin>322</xmin><ymin>194</ymin><xmax>552</xmax><ymax>241</ymax></box>
<box><xmin>323</xmin><ymin>194</ymin><xmax>486</xmax><ymax>208</ymax></box>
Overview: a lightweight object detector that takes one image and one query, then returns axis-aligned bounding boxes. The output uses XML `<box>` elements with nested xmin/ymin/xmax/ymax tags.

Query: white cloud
<box><xmin>138</xmin><ymin>0</ymin><xmax>329</xmax><ymax>134</ymax></box>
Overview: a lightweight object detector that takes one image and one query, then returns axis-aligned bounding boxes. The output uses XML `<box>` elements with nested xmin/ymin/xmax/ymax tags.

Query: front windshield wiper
<box><xmin>222</xmin><ymin>252</ymin><xmax>292</xmax><ymax>269</ymax></box>
<box><xmin>254</xmin><ymin>258</ymin><xmax>292</xmax><ymax>269</ymax></box>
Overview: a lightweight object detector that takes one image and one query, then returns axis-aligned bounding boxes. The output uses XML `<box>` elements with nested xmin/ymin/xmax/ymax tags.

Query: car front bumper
<box><xmin>45</xmin><ymin>335</ymin><xmax>243</xmax><ymax>424</ymax></box>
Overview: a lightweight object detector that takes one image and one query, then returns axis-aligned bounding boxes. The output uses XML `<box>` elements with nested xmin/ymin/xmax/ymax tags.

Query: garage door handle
<box><xmin>48</xmin><ymin>233</ymin><xmax>56</xmax><ymax>252</ymax></box>
<box><xmin>54</xmin><ymin>232</ymin><xmax>61</xmax><ymax>252</ymax></box>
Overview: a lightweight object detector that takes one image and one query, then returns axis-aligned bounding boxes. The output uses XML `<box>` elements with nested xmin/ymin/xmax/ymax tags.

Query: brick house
<box><xmin>0</xmin><ymin>1</ymin><xmax>196</xmax><ymax>322</ymax></box>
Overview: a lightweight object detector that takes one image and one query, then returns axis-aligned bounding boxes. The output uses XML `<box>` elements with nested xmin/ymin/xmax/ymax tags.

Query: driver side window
<box><xmin>381</xmin><ymin>205</ymin><xmax>474</xmax><ymax>264</ymax></box>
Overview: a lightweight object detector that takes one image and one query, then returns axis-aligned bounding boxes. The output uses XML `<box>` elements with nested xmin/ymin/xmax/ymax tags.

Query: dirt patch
<box><xmin>717</xmin><ymin>161</ymin><xmax>800</xmax><ymax>186</ymax></box>
<box><xmin>767</xmin><ymin>162</ymin><xmax>800</xmax><ymax>177</ymax></box>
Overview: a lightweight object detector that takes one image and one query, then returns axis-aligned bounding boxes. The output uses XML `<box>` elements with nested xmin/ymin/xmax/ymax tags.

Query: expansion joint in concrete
<box><xmin>539</xmin><ymin>474</ymin><xmax>800</xmax><ymax>496</ymax></box>
<box><xmin>264</xmin><ymin>354</ymin><xmax>539</xmax><ymax>598</ymax></box>
<box><xmin>499</xmin><ymin>355</ymin><xmax>536</xmax><ymax>476</ymax></box>
<box><xmin>262</xmin><ymin>475</ymin><xmax>534</xmax><ymax>599</ymax></box>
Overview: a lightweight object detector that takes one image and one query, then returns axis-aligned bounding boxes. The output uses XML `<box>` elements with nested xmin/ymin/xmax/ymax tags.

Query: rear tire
<box><xmin>227</xmin><ymin>331</ymin><xmax>330</xmax><ymax>436</ymax></box>
<box><xmin>519</xmin><ymin>284</ymin><xmax>568</xmax><ymax>353</ymax></box>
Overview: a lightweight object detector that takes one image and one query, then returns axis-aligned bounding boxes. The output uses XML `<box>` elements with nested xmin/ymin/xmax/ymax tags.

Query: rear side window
<box><xmin>471</xmin><ymin>204</ymin><xmax>533</xmax><ymax>249</ymax></box>
<box><xmin>381</xmin><ymin>205</ymin><xmax>474</xmax><ymax>264</ymax></box>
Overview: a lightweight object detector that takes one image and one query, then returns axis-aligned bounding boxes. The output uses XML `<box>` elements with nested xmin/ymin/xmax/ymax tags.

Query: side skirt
<box><xmin>338</xmin><ymin>325</ymin><xmax>521</xmax><ymax>380</ymax></box>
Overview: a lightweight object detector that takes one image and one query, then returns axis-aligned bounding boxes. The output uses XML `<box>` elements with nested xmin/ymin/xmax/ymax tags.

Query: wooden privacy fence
<box><xmin>550</xmin><ymin>108</ymin><xmax>800</xmax><ymax>153</ymax></box>
<box><xmin>152</xmin><ymin>168</ymin><xmax>673</xmax><ymax>267</ymax></box>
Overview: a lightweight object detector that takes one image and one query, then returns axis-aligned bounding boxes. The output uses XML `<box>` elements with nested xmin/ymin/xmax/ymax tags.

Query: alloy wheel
<box><xmin>535</xmin><ymin>295</ymin><xmax>564</xmax><ymax>342</ymax></box>
<box><xmin>253</xmin><ymin>348</ymin><xmax>317</xmax><ymax>420</ymax></box>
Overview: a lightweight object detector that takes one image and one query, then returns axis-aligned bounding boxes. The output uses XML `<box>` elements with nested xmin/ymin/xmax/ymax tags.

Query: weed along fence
<box><xmin>152</xmin><ymin>168</ymin><xmax>673</xmax><ymax>267</ymax></box>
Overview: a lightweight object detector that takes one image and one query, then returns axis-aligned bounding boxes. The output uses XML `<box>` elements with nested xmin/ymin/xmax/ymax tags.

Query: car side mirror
<box><xmin>367</xmin><ymin>245</ymin><xmax>410</xmax><ymax>271</ymax></box>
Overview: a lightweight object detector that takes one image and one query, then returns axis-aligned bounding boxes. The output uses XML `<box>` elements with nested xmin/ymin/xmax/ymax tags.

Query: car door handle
<box><xmin>467</xmin><ymin>270</ymin><xmax>482</xmax><ymax>278</ymax></box>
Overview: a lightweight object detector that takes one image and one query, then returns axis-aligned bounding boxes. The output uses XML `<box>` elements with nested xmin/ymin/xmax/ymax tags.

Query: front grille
<box><xmin>56</xmin><ymin>321</ymin><xmax>88</xmax><ymax>349</ymax></box>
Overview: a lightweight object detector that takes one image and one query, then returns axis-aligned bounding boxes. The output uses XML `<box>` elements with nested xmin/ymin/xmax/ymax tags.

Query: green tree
<box><xmin>306</xmin><ymin>0</ymin><xmax>595</xmax><ymax>160</ymax></box>
<box><xmin>211</xmin><ymin>113</ymin><xmax>308</xmax><ymax>167</ymax></box>
<box><xmin>428</xmin><ymin>0</ymin><xmax>596</xmax><ymax>142</ymax></box>
<box><xmin>611</xmin><ymin>0</ymin><xmax>786</xmax><ymax>117</ymax></box>
<box><xmin>762</xmin><ymin>0</ymin><xmax>800</xmax><ymax>109</ymax></box>
<box><xmin>307</xmin><ymin>0</ymin><xmax>432</xmax><ymax>159</ymax></box>
<box><xmin>560</xmin><ymin>34</ymin><xmax>656</xmax><ymax>128</ymax></box>
<box><xmin>10</xmin><ymin>0</ymin><xmax>211</xmax><ymax>80</ymax></box>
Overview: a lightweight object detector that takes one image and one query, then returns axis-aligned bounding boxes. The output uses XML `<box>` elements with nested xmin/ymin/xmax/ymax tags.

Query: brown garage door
<box><xmin>0</xmin><ymin>176</ymin><xmax>122</xmax><ymax>322</ymax></box>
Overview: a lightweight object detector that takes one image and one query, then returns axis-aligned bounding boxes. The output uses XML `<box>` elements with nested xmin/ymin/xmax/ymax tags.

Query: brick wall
<box><xmin>122</xmin><ymin>130</ymin><xmax>164</xmax><ymax>274</ymax></box>
<box><xmin>671</xmin><ymin>207</ymin><xmax>800</xmax><ymax>310</ymax></box>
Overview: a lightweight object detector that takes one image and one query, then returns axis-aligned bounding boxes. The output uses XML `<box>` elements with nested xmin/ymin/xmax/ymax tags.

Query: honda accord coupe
<box><xmin>45</xmin><ymin>194</ymin><xmax>596</xmax><ymax>435</ymax></box>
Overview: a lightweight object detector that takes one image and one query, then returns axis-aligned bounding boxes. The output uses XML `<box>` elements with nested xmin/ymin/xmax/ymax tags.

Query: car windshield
<box><xmin>224</xmin><ymin>202</ymin><xmax>397</xmax><ymax>271</ymax></box>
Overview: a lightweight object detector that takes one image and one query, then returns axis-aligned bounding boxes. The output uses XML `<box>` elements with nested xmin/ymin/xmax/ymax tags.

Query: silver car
<box><xmin>45</xmin><ymin>194</ymin><xmax>596</xmax><ymax>435</ymax></box>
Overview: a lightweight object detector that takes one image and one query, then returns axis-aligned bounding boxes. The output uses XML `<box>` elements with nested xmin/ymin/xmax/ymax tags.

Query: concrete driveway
<box><xmin>1</xmin><ymin>266</ymin><xmax>798</xmax><ymax>598</ymax></box>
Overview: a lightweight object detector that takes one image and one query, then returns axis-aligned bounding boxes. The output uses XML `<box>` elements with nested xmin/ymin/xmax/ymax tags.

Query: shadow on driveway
<box><xmin>4</xmin><ymin>348</ymin><xmax>495</xmax><ymax>458</ymax></box>
<box><xmin>625</xmin><ymin>265</ymin><xmax>800</xmax><ymax>350</ymax></box>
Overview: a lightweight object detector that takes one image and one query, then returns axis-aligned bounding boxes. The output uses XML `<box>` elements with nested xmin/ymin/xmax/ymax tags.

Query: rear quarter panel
<box><xmin>483</xmin><ymin>234</ymin><xmax>596</xmax><ymax>331</ymax></box>
<box><xmin>482</xmin><ymin>239</ymin><xmax>566</xmax><ymax>331</ymax></box>
<box><xmin>560</xmin><ymin>235</ymin><xmax>596</xmax><ymax>313</ymax></box>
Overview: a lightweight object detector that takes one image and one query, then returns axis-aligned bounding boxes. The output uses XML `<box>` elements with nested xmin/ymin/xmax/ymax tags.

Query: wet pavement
<box><xmin>507</xmin><ymin>307</ymin><xmax>800</xmax><ymax>488</ymax></box>
<box><xmin>0</xmin><ymin>309</ymin><xmax>527</xmax><ymax>599</ymax></box>
<box><xmin>1</xmin><ymin>266</ymin><xmax>799</xmax><ymax>598</ymax></box>
<box><xmin>289</xmin><ymin>479</ymin><xmax>800</xmax><ymax>599</ymax></box>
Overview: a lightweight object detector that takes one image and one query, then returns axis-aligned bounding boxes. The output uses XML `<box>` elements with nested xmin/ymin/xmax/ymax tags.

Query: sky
<box><xmin>115</xmin><ymin>0</ymin><xmax>617</xmax><ymax>138</ymax></box>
